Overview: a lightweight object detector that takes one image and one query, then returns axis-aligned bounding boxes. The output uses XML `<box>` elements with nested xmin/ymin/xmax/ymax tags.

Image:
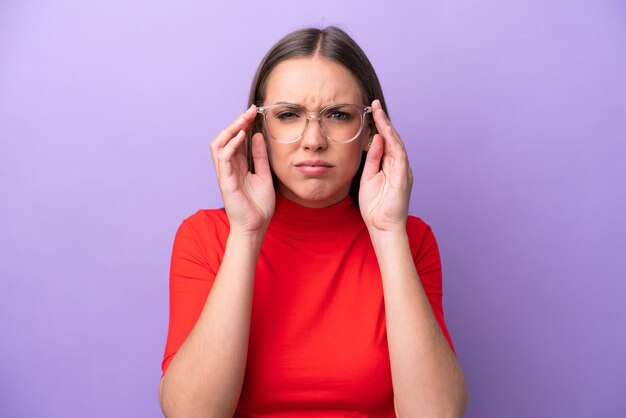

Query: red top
<box><xmin>162</xmin><ymin>194</ymin><xmax>455</xmax><ymax>416</ymax></box>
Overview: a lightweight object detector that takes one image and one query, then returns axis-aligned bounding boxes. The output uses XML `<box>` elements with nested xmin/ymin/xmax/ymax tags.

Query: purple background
<box><xmin>1</xmin><ymin>1</ymin><xmax>625</xmax><ymax>417</ymax></box>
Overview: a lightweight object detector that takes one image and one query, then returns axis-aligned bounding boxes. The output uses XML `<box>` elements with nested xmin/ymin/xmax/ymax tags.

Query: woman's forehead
<box><xmin>264</xmin><ymin>56</ymin><xmax>364</xmax><ymax>107</ymax></box>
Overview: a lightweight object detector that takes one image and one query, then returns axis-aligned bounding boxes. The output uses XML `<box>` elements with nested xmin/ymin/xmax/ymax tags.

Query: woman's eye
<box><xmin>327</xmin><ymin>111</ymin><xmax>351</xmax><ymax>121</ymax></box>
<box><xmin>276</xmin><ymin>111</ymin><xmax>300</xmax><ymax>120</ymax></box>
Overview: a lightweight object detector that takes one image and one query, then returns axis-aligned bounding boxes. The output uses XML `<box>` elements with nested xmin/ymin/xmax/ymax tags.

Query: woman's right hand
<box><xmin>210</xmin><ymin>105</ymin><xmax>275</xmax><ymax>235</ymax></box>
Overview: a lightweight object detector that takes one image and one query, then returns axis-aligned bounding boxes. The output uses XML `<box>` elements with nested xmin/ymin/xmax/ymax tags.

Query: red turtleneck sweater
<box><xmin>162</xmin><ymin>195</ymin><xmax>455</xmax><ymax>416</ymax></box>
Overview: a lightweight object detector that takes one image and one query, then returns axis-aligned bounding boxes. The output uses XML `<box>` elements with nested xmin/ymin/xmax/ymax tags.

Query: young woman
<box><xmin>159</xmin><ymin>26</ymin><xmax>467</xmax><ymax>417</ymax></box>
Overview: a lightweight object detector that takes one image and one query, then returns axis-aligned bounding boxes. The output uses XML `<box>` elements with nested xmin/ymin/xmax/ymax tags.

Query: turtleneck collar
<box><xmin>268</xmin><ymin>193</ymin><xmax>364</xmax><ymax>239</ymax></box>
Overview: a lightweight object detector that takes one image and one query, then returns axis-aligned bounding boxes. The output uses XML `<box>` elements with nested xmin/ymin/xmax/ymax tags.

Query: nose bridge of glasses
<box><xmin>301</xmin><ymin>111</ymin><xmax>328</xmax><ymax>141</ymax></box>
<box><xmin>304</xmin><ymin>111</ymin><xmax>322</xmax><ymax>123</ymax></box>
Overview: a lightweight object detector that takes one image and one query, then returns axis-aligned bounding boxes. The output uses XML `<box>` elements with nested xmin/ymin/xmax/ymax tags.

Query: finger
<box><xmin>216</xmin><ymin>129</ymin><xmax>246</xmax><ymax>180</ymax></box>
<box><xmin>371</xmin><ymin>100</ymin><xmax>407</xmax><ymax>155</ymax></box>
<box><xmin>250</xmin><ymin>132</ymin><xmax>271</xmax><ymax>178</ymax></box>
<box><xmin>362</xmin><ymin>133</ymin><xmax>384</xmax><ymax>181</ymax></box>
<box><xmin>211</xmin><ymin>107</ymin><xmax>255</xmax><ymax>169</ymax></box>
<box><xmin>211</xmin><ymin>105</ymin><xmax>257</xmax><ymax>150</ymax></box>
<box><xmin>373</xmin><ymin>102</ymin><xmax>412</xmax><ymax>185</ymax></box>
<box><xmin>219</xmin><ymin>129</ymin><xmax>247</xmax><ymax>163</ymax></box>
<box><xmin>211</xmin><ymin>127</ymin><xmax>246</xmax><ymax>172</ymax></box>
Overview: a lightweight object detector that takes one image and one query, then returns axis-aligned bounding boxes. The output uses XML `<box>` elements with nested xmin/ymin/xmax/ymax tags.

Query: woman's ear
<box><xmin>363</xmin><ymin>138</ymin><xmax>373</xmax><ymax>152</ymax></box>
<box><xmin>363</xmin><ymin>125</ymin><xmax>376</xmax><ymax>152</ymax></box>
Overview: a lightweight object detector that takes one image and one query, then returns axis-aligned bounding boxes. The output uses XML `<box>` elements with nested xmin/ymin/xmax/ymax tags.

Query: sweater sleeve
<box><xmin>161</xmin><ymin>211</ymin><xmax>228</xmax><ymax>376</ymax></box>
<box><xmin>408</xmin><ymin>217</ymin><xmax>456</xmax><ymax>354</ymax></box>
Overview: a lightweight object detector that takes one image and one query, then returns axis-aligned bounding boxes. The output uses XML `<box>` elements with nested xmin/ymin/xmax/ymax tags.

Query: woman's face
<box><xmin>262</xmin><ymin>56</ymin><xmax>371</xmax><ymax>208</ymax></box>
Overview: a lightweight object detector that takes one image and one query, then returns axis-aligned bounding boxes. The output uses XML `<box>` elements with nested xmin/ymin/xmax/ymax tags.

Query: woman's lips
<box><xmin>294</xmin><ymin>160</ymin><xmax>334</xmax><ymax>176</ymax></box>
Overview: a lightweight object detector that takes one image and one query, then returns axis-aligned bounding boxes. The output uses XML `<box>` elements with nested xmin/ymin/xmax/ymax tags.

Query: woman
<box><xmin>159</xmin><ymin>26</ymin><xmax>467</xmax><ymax>417</ymax></box>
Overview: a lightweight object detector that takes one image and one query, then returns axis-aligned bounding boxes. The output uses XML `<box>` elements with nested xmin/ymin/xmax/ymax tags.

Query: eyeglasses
<box><xmin>257</xmin><ymin>103</ymin><xmax>372</xmax><ymax>144</ymax></box>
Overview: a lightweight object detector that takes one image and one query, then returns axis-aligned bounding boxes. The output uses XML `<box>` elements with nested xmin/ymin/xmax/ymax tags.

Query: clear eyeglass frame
<box><xmin>256</xmin><ymin>103</ymin><xmax>373</xmax><ymax>144</ymax></box>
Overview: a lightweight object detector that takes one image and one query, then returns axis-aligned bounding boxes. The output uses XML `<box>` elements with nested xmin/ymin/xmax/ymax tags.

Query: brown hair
<box><xmin>246</xmin><ymin>26</ymin><xmax>388</xmax><ymax>205</ymax></box>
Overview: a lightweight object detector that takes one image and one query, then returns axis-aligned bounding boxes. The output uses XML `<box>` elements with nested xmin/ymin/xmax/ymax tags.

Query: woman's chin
<box><xmin>278</xmin><ymin>185</ymin><xmax>348</xmax><ymax>208</ymax></box>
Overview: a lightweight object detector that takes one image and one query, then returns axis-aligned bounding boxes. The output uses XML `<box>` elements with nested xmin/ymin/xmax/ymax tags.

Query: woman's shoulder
<box><xmin>406</xmin><ymin>214</ymin><xmax>433</xmax><ymax>235</ymax></box>
<box><xmin>175</xmin><ymin>207</ymin><xmax>230</xmax><ymax>245</ymax></box>
<box><xmin>406</xmin><ymin>215</ymin><xmax>439</xmax><ymax>258</ymax></box>
<box><xmin>183</xmin><ymin>207</ymin><xmax>229</xmax><ymax>227</ymax></box>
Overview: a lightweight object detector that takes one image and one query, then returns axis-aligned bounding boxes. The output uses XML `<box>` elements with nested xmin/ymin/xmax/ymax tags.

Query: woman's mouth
<box><xmin>294</xmin><ymin>160</ymin><xmax>334</xmax><ymax>176</ymax></box>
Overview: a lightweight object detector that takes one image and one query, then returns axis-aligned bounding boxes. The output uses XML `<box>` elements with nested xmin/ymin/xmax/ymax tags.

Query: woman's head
<box><xmin>247</xmin><ymin>26</ymin><xmax>387</xmax><ymax>207</ymax></box>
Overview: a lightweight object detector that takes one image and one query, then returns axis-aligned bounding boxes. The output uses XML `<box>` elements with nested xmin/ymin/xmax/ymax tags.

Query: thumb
<box><xmin>361</xmin><ymin>134</ymin><xmax>383</xmax><ymax>182</ymax></box>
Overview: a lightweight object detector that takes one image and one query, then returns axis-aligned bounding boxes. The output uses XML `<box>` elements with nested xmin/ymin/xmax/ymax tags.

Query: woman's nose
<box><xmin>300</xmin><ymin>116</ymin><xmax>328</xmax><ymax>150</ymax></box>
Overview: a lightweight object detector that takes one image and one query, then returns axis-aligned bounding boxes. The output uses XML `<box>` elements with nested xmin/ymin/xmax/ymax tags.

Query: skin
<box><xmin>159</xmin><ymin>55</ymin><xmax>468</xmax><ymax>417</ymax></box>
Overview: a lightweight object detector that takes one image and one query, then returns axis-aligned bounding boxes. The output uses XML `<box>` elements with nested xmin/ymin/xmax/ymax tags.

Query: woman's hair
<box><xmin>246</xmin><ymin>26</ymin><xmax>388</xmax><ymax>205</ymax></box>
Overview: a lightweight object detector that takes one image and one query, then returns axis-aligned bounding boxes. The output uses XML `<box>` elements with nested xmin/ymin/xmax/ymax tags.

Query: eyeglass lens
<box><xmin>264</xmin><ymin>104</ymin><xmax>364</xmax><ymax>143</ymax></box>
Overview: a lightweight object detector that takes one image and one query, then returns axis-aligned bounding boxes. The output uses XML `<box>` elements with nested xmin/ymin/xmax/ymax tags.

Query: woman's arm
<box><xmin>360</xmin><ymin>100</ymin><xmax>467</xmax><ymax>417</ymax></box>
<box><xmin>159</xmin><ymin>106</ymin><xmax>275</xmax><ymax>417</ymax></box>
<box><xmin>159</xmin><ymin>230</ymin><xmax>265</xmax><ymax>417</ymax></box>
<box><xmin>370</xmin><ymin>230</ymin><xmax>467</xmax><ymax>418</ymax></box>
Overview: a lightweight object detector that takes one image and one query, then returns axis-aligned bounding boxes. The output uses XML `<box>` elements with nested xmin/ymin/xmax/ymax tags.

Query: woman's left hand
<box><xmin>359</xmin><ymin>99</ymin><xmax>414</xmax><ymax>233</ymax></box>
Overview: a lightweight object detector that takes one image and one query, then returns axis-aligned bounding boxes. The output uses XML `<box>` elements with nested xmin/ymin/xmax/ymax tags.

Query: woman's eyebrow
<box><xmin>270</xmin><ymin>101</ymin><xmax>349</xmax><ymax>110</ymax></box>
